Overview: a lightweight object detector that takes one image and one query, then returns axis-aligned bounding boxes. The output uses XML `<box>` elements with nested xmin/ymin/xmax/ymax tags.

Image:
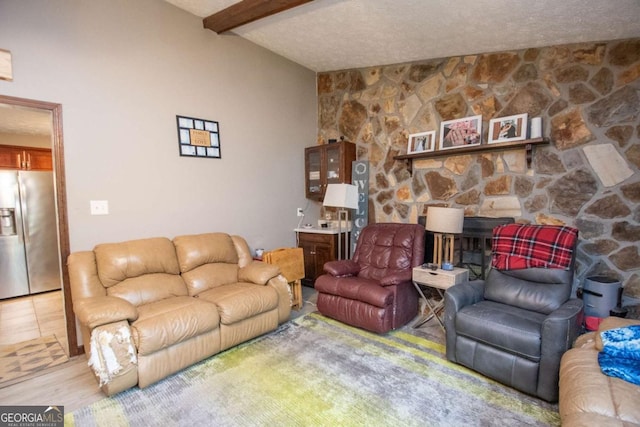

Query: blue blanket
<box><xmin>598</xmin><ymin>325</ymin><xmax>640</xmax><ymax>386</ymax></box>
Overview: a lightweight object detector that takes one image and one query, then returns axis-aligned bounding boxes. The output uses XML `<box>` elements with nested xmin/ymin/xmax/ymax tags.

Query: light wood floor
<box><xmin>0</xmin><ymin>287</ymin><xmax>445</xmax><ymax>413</ymax></box>
<box><xmin>0</xmin><ymin>290</ymin><xmax>68</xmax><ymax>352</ymax></box>
<box><xmin>0</xmin><ymin>355</ymin><xmax>104</xmax><ymax>411</ymax></box>
<box><xmin>0</xmin><ymin>290</ymin><xmax>95</xmax><ymax>410</ymax></box>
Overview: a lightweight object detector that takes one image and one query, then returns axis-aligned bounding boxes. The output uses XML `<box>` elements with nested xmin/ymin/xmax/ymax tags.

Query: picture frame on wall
<box><xmin>0</xmin><ymin>49</ymin><xmax>12</xmax><ymax>81</ymax></box>
<box><xmin>407</xmin><ymin>131</ymin><xmax>436</xmax><ymax>154</ymax></box>
<box><xmin>439</xmin><ymin>115</ymin><xmax>482</xmax><ymax>151</ymax></box>
<box><xmin>488</xmin><ymin>113</ymin><xmax>528</xmax><ymax>144</ymax></box>
<box><xmin>176</xmin><ymin>115</ymin><xmax>221</xmax><ymax>159</ymax></box>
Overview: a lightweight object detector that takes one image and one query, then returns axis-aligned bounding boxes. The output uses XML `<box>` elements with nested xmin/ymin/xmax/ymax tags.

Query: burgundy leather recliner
<box><xmin>315</xmin><ymin>223</ymin><xmax>425</xmax><ymax>334</ymax></box>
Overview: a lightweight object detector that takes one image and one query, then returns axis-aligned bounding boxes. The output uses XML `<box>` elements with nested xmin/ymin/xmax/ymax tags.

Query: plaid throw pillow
<box><xmin>491</xmin><ymin>224</ymin><xmax>578</xmax><ymax>270</ymax></box>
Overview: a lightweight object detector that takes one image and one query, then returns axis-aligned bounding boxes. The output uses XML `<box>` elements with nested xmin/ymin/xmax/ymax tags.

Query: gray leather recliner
<box><xmin>444</xmin><ymin>227</ymin><xmax>583</xmax><ymax>403</ymax></box>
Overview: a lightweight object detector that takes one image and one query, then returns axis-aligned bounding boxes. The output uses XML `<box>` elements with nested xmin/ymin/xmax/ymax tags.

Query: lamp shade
<box><xmin>323</xmin><ymin>183</ymin><xmax>358</xmax><ymax>209</ymax></box>
<box><xmin>425</xmin><ymin>206</ymin><xmax>464</xmax><ymax>234</ymax></box>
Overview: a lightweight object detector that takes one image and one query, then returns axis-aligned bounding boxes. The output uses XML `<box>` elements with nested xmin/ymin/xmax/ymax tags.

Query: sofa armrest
<box><xmin>266</xmin><ymin>275</ymin><xmax>292</xmax><ymax>324</ymax></box>
<box><xmin>380</xmin><ymin>270</ymin><xmax>412</xmax><ymax>286</ymax></box>
<box><xmin>74</xmin><ymin>296</ymin><xmax>138</xmax><ymax>329</ymax></box>
<box><xmin>444</xmin><ymin>280</ymin><xmax>485</xmax><ymax>361</ymax></box>
<box><xmin>573</xmin><ymin>331</ymin><xmax>597</xmax><ymax>349</ymax></box>
<box><xmin>323</xmin><ymin>260</ymin><xmax>360</xmax><ymax>277</ymax></box>
<box><xmin>88</xmin><ymin>320</ymin><xmax>138</xmax><ymax>395</ymax></box>
<box><xmin>68</xmin><ymin>250</ymin><xmax>107</xmax><ymax>300</ymax></box>
<box><xmin>538</xmin><ymin>298</ymin><xmax>584</xmax><ymax>401</ymax></box>
<box><xmin>542</xmin><ymin>298</ymin><xmax>584</xmax><ymax>352</ymax></box>
<box><xmin>238</xmin><ymin>261</ymin><xmax>280</xmax><ymax>285</ymax></box>
<box><xmin>445</xmin><ymin>280</ymin><xmax>485</xmax><ymax>315</ymax></box>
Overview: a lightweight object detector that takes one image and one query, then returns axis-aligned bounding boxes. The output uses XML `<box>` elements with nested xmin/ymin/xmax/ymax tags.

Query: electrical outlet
<box><xmin>297</xmin><ymin>208</ymin><xmax>304</xmax><ymax>217</ymax></box>
<box><xmin>90</xmin><ymin>200</ymin><xmax>109</xmax><ymax>215</ymax></box>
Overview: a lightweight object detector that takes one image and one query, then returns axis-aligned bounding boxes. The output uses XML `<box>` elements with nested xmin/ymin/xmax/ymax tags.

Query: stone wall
<box><xmin>317</xmin><ymin>38</ymin><xmax>640</xmax><ymax>298</ymax></box>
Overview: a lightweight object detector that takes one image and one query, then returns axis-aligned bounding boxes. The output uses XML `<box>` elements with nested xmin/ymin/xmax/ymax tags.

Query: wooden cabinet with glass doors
<box><xmin>304</xmin><ymin>140</ymin><xmax>356</xmax><ymax>201</ymax></box>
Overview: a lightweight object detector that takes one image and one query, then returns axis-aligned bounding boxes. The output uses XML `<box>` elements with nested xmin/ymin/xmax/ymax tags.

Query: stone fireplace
<box><xmin>317</xmin><ymin>38</ymin><xmax>640</xmax><ymax>299</ymax></box>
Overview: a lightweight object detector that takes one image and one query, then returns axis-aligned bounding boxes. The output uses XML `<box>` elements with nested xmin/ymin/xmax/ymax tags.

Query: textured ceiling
<box><xmin>166</xmin><ymin>0</ymin><xmax>640</xmax><ymax>72</ymax></box>
<box><xmin>0</xmin><ymin>104</ymin><xmax>51</xmax><ymax>137</ymax></box>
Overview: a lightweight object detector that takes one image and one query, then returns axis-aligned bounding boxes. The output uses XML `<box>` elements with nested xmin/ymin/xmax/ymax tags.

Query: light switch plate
<box><xmin>90</xmin><ymin>200</ymin><xmax>109</xmax><ymax>215</ymax></box>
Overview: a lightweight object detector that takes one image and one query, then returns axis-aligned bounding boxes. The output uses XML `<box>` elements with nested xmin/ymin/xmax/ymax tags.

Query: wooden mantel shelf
<box><xmin>394</xmin><ymin>138</ymin><xmax>549</xmax><ymax>174</ymax></box>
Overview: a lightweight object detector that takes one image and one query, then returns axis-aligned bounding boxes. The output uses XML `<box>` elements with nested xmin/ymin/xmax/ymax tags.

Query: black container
<box><xmin>610</xmin><ymin>306</ymin><xmax>628</xmax><ymax>318</ymax></box>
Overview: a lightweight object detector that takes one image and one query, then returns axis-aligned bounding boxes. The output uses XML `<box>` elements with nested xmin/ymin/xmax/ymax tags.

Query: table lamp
<box><xmin>323</xmin><ymin>183</ymin><xmax>358</xmax><ymax>260</ymax></box>
<box><xmin>425</xmin><ymin>206</ymin><xmax>464</xmax><ymax>270</ymax></box>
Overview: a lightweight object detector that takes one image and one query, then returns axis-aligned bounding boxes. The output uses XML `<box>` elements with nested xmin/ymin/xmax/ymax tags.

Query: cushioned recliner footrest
<box><xmin>315</xmin><ymin>276</ymin><xmax>393</xmax><ymax>308</ymax></box>
<box><xmin>456</xmin><ymin>300</ymin><xmax>545</xmax><ymax>361</ymax></box>
<box><xmin>132</xmin><ymin>296</ymin><xmax>220</xmax><ymax>355</ymax></box>
<box><xmin>198</xmin><ymin>282</ymin><xmax>279</xmax><ymax>324</ymax></box>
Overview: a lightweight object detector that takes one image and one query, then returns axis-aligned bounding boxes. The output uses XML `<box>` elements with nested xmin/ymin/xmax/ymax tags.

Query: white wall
<box><xmin>0</xmin><ymin>0</ymin><xmax>317</xmax><ymax>252</ymax></box>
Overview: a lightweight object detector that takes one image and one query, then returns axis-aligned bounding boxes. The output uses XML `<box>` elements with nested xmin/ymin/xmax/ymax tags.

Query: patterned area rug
<box><xmin>66</xmin><ymin>313</ymin><xmax>560</xmax><ymax>426</ymax></box>
<box><xmin>0</xmin><ymin>335</ymin><xmax>68</xmax><ymax>387</ymax></box>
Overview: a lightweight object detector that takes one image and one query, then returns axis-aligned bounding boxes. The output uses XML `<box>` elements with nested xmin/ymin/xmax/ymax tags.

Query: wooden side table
<box><xmin>412</xmin><ymin>266</ymin><xmax>469</xmax><ymax>330</ymax></box>
<box><xmin>263</xmin><ymin>248</ymin><xmax>305</xmax><ymax>310</ymax></box>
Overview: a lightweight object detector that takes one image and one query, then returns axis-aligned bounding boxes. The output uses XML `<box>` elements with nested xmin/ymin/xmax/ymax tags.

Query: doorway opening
<box><xmin>0</xmin><ymin>95</ymin><xmax>76</xmax><ymax>360</ymax></box>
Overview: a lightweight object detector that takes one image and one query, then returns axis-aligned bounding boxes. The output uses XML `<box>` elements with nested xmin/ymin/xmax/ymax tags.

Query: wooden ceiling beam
<box><xmin>203</xmin><ymin>0</ymin><xmax>313</xmax><ymax>34</ymax></box>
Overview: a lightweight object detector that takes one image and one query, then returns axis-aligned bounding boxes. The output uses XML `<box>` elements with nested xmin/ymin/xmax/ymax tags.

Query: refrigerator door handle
<box><xmin>11</xmin><ymin>177</ymin><xmax>24</xmax><ymax>246</ymax></box>
<box><xmin>18</xmin><ymin>173</ymin><xmax>29</xmax><ymax>244</ymax></box>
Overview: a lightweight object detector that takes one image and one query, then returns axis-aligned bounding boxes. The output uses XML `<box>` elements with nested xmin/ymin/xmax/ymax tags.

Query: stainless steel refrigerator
<box><xmin>0</xmin><ymin>170</ymin><xmax>61</xmax><ymax>299</ymax></box>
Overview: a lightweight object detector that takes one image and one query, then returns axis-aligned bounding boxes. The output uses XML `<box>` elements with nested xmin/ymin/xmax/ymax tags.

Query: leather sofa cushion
<box><xmin>498</xmin><ymin>267</ymin><xmax>573</xmax><ymax>285</ymax></box>
<box><xmin>131</xmin><ymin>296</ymin><xmax>219</xmax><ymax>356</ymax></box>
<box><xmin>560</xmin><ymin>341</ymin><xmax>640</xmax><ymax>425</ymax></box>
<box><xmin>197</xmin><ymin>283</ymin><xmax>278</xmax><ymax>324</ymax></box>
<box><xmin>94</xmin><ymin>237</ymin><xmax>187</xmax><ymax>306</ymax></box>
<box><xmin>456</xmin><ymin>300</ymin><xmax>546</xmax><ymax>361</ymax></box>
<box><xmin>315</xmin><ymin>276</ymin><xmax>393</xmax><ymax>308</ymax></box>
<box><xmin>173</xmin><ymin>233</ymin><xmax>238</xmax><ymax>273</ymax></box>
<box><xmin>107</xmin><ymin>273</ymin><xmax>188</xmax><ymax>306</ymax></box>
<box><xmin>95</xmin><ymin>237</ymin><xmax>181</xmax><ymax>287</ymax></box>
<box><xmin>484</xmin><ymin>268</ymin><xmax>571</xmax><ymax>315</ymax></box>
<box><xmin>181</xmin><ymin>263</ymin><xmax>239</xmax><ymax>296</ymax></box>
<box><xmin>353</xmin><ymin>224</ymin><xmax>423</xmax><ymax>283</ymax></box>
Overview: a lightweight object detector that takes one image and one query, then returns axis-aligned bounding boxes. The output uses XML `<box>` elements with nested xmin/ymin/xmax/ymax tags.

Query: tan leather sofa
<box><xmin>559</xmin><ymin>317</ymin><xmax>640</xmax><ymax>426</ymax></box>
<box><xmin>68</xmin><ymin>232</ymin><xmax>291</xmax><ymax>396</ymax></box>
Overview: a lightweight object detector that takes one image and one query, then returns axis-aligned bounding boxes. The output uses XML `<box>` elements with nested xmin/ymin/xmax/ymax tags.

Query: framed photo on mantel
<box><xmin>407</xmin><ymin>131</ymin><xmax>436</xmax><ymax>154</ymax></box>
<box><xmin>176</xmin><ymin>115</ymin><xmax>221</xmax><ymax>159</ymax></box>
<box><xmin>488</xmin><ymin>113</ymin><xmax>528</xmax><ymax>144</ymax></box>
<box><xmin>439</xmin><ymin>115</ymin><xmax>482</xmax><ymax>151</ymax></box>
